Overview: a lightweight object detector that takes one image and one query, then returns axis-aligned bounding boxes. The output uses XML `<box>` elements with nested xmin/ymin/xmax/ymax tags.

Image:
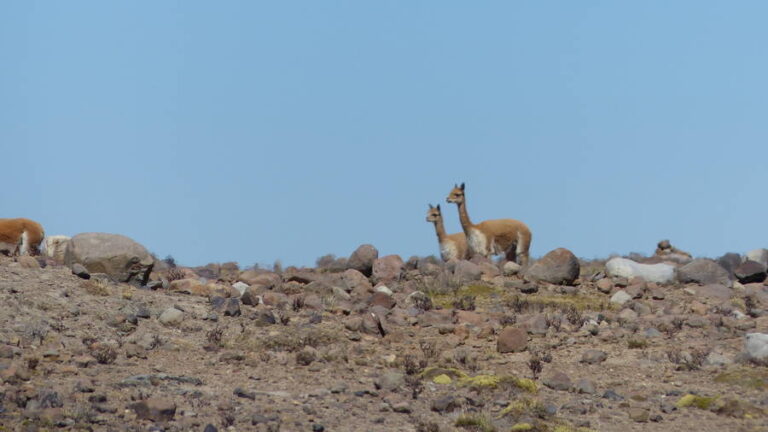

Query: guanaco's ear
<box><xmin>428</xmin><ymin>203</ymin><xmax>434</xmax><ymax>209</ymax></box>
<box><xmin>460</xmin><ymin>182</ymin><xmax>465</xmax><ymax>191</ymax></box>
<box><xmin>436</xmin><ymin>204</ymin><xmax>441</xmax><ymax>211</ymax></box>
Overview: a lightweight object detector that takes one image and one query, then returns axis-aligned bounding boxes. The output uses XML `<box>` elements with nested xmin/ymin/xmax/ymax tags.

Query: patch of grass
<box><xmin>455</xmin><ymin>414</ymin><xmax>496</xmax><ymax>432</ymax></box>
<box><xmin>459</xmin><ymin>374</ymin><xmax>538</xmax><ymax>393</ymax></box>
<box><xmin>714</xmin><ymin>367</ymin><xmax>768</xmax><ymax>391</ymax></box>
<box><xmin>627</xmin><ymin>337</ymin><xmax>648</xmax><ymax>349</ymax></box>
<box><xmin>428</xmin><ymin>283</ymin><xmax>501</xmax><ymax>309</ymax></box>
<box><xmin>80</xmin><ymin>279</ymin><xmax>110</xmax><ymax>296</ymax></box>
<box><xmin>503</xmin><ymin>293</ymin><xmax>612</xmax><ymax>314</ymax></box>
<box><xmin>499</xmin><ymin>398</ymin><xmax>543</xmax><ymax>418</ymax></box>
<box><xmin>676</xmin><ymin>394</ymin><xmax>717</xmax><ymax>410</ymax></box>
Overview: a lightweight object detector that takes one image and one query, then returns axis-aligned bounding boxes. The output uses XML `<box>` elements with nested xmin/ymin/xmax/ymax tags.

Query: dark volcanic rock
<box><xmin>734</xmin><ymin>260</ymin><xmax>767</xmax><ymax>284</ymax></box>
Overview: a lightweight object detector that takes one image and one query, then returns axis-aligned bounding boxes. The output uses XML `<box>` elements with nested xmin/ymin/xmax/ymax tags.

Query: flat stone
<box><xmin>497</xmin><ymin>327</ymin><xmax>528</xmax><ymax>353</ymax></box>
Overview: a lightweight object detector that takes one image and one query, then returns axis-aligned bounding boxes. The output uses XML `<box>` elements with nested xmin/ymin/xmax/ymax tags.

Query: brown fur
<box><xmin>0</xmin><ymin>218</ymin><xmax>45</xmax><ymax>256</ymax></box>
<box><xmin>426</xmin><ymin>204</ymin><xmax>469</xmax><ymax>261</ymax></box>
<box><xmin>446</xmin><ymin>183</ymin><xmax>532</xmax><ymax>265</ymax></box>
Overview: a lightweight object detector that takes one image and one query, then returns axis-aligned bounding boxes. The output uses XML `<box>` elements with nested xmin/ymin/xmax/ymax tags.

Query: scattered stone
<box><xmin>431</xmin><ymin>395</ymin><xmax>460</xmax><ymax>413</ymax></box>
<box><xmin>575</xmin><ymin>378</ymin><xmax>596</xmax><ymax>394</ymax></box>
<box><xmin>240</xmin><ymin>287</ymin><xmax>262</xmax><ymax>306</ymax></box>
<box><xmin>128</xmin><ymin>398</ymin><xmax>176</xmax><ymax>421</ymax></box>
<box><xmin>543</xmin><ymin>371</ymin><xmax>572</xmax><ymax>391</ymax></box>
<box><xmin>159</xmin><ymin>307</ymin><xmax>184</xmax><ymax>325</ymax></box>
<box><xmin>606</xmin><ymin>258</ymin><xmax>676</xmax><ymax>284</ymax></box>
<box><xmin>596</xmin><ymin>278</ymin><xmax>613</xmax><ymax>294</ymax></box>
<box><xmin>231</xmin><ymin>281</ymin><xmax>249</xmax><ymax>296</ymax></box>
<box><xmin>296</xmin><ymin>346</ymin><xmax>318</xmax><ymax>366</ymax></box>
<box><xmin>211</xmin><ymin>296</ymin><xmax>241</xmax><ymax>317</ymax></box>
<box><xmin>610</xmin><ymin>290</ymin><xmax>632</xmax><ymax>306</ymax></box>
<box><xmin>580</xmin><ymin>349</ymin><xmax>608</xmax><ymax>364</ymax></box>
<box><xmin>375</xmin><ymin>371</ymin><xmax>405</xmax><ymax>392</ymax></box>
<box><xmin>734</xmin><ymin>260</ymin><xmax>767</xmax><ymax>284</ymax></box>
<box><xmin>65</xmin><ymin>233</ymin><xmax>154</xmax><ymax>286</ymax></box>
<box><xmin>453</xmin><ymin>260</ymin><xmax>483</xmax><ymax>283</ymax></box>
<box><xmin>71</xmin><ymin>263</ymin><xmax>91</xmax><ymax>279</ymax></box>
<box><xmin>503</xmin><ymin>261</ymin><xmax>522</xmax><ymax>276</ymax></box>
<box><xmin>525</xmin><ymin>248</ymin><xmax>580</xmax><ymax>285</ymax></box>
<box><xmin>628</xmin><ymin>407</ymin><xmax>650</xmax><ymax>422</ymax></box>
<box><xmin>347</xmin><ymin>244</ymin><xmax>379</xmax><ymax>276</ymax></box>
<box><xmin>678</xmin><ymin>259</ymin><xmax>731</xmax><ymax>285</ymax></box>
<box><xmin>497</xmin><ymin>327</ymin><xmax>528</xmax><ymax>353</ymax></box>
<box><xmin>233</xmin><ymin>387</ymin><xmax>256</xmax><ymax>400</ymax></box>
<box><xmin>745</xmin><ymin>333</ymin><xmax>768</xmax><ymax>364</ymax></box>
<box><xmin>745</xmin><ymin>249</ymin><xmax>768</xmax><ymax>267</ymax></box>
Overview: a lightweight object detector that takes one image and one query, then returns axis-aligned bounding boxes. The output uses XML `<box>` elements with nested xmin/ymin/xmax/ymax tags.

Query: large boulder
<box><xmin>677</xmin><ymin>259</ymin><xmax>731</xmax><ymax>285</ymax></box>
<box><xmin>372</xmin><ymin>255</ymin><xmax>404</xmax><ymax>284</ymax></box>
<box><xmin>746</xmin><ymin>249</ymin><xmax>768</xmax><ymax>267</ymax></box>
<box><xmin>605</xmin><ymin>257</ymin><xmax>675</xmax><ymax>284</ymax></box>
<box><xmin>734</xmin><ymin>260</ymin><xmax>768</xmax><ymax>284</ymax></box>
<box><xmin>347</xmin><ymin>244</ymin><xmax>379</xmax><ymax>276</ymax></box>
<box><xmin>64</xmin><ymin>233</ymin><xmax>154</xmax><ymax>286</ymax></box>
<box><xmin>525</xmin><ymin>248</ymin><xmax>580</xmax><ymax>285</ymax></box>
<box><xmin>717</xmin><ymin>253</ymin><xmax>742</xmax><ymax>278</ymax></box>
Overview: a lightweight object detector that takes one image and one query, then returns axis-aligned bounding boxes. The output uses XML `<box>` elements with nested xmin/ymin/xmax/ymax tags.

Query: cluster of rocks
<box><xmin>1</xmin><ymin>236</ymin><xmax>768</xmax><ymax>431</ymax></box>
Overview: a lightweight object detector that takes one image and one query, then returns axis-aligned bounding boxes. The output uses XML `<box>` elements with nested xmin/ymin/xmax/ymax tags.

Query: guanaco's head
<box><xmin>446</xmin><ymin>183</ymin><xmax>465</xmax><ymax>204</ymax></box>
<box><xmin>426</xmin><ymin>204</ymin><xmax>443</xmax><ymax>223</ymax></box>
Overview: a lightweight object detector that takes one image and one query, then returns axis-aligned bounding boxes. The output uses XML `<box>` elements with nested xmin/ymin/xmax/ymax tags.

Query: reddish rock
<box><xmin>372</xmin><ymin>255</ymin><xmax>404</xmax><ymax>284</ymax></box>
<box><xmin>497</xmin><ymin>327</ymin><xmax>528</xmax><ymax>353</ymax></box>
<box><xmin>455</xmin><ymin>310</ymin><xmax>485</xmax><ymax>327</ymax></box>
<box><xmin>347</xmin><ymin>244</ymin><xmax>379</xmax><ymax>276</ymax></box>
<box><xmin>369</xmin><ymin>292</ymin><xmax>396</xmax><ymax>309</ymax></box>
<box><xmin>238</xmin><ymin>270</ymin><xmax>281</xmax><ymax>289</ymax></box>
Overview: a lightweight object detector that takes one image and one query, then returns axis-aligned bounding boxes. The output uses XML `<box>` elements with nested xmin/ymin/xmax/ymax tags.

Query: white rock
<box><xmin>605</xmin><ymin>257</ymin><xmax>676</xmax><ymax>284</ymax></box>
<box><xmin>610</xmin><ymin>290</ymin><xmax>632</xmax><ymax>306</ymax></box>
<box><xmin>159</xmin><ymin>307</ymin><xmax>183</xmax><ymax>325</ymax></box>
<box><xmin>232</xmin><ymin>281</ymin><xmax>249</xmax><ymax>296</ymax></box>
<box><xmin>503</xmin><ymin>261</ymin><xmax>522</xmax><ymax>276</ymax></box>
<box><xmin>374</xmin><ymin>285</ymin><xmax>393</xmax><ymax>296</ymax></box>
<box><xmin>745</xmin><ymin>249</ymin><xmax>768</xmax><ymax>267</ymax></box>
<box><xmin>745</xmin><ymin>333</ymin><xmax>768</xmax><ymax>363</ymax></box>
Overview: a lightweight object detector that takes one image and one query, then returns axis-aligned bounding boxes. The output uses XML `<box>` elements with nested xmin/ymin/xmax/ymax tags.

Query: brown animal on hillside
<box><xmin>446</xmin><ymin>183</ymin><xmax>532</xmax><ymax>265</ymax></box>
<box><xmin>0</xmin><ymin>218</ymin><xmax>45</xmax><ymax>256</ymax></box>
<box><xmin>426</xmin><ymin>204</ymin><xmax>469</xmax><ymax>261</ymax></box>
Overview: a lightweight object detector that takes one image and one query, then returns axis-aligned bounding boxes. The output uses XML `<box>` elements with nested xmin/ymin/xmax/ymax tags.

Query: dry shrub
<box><xmin>80</xmin><ymin>279</ymin><xmax>110</xmax><ymax>296</ymax></box>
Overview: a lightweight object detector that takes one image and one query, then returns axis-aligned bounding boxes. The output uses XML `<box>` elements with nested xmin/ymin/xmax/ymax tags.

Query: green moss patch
<box><xmin>714</xmin><ymin>367</ymin><xmax>768</xmax><ymax>391</ymax></box>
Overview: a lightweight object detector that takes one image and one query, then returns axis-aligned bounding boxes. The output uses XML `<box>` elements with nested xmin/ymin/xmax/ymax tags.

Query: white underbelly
<box><xmin>468</xmin><ymin>228</ymin><xmax>489</xmax><ymax>256</ymax></box>
<box><xmin>440</xmin><ymin>242</ymin><xmax>459</xmax><ymax>261</ymax></box>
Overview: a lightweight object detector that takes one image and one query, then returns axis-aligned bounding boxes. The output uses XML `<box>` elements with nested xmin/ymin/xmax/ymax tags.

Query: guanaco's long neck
<box><xmin>432</xmin><ymin>218</ymin><xmax>447</xmax><ymax>242</ymax></box>
<box><xmin>457</xmin><ymin>200</ymin><xmax>474</xmax><ymax>234</ymax></box>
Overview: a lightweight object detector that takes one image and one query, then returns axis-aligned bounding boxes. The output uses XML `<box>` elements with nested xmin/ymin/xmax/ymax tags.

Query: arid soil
<box><xmin>0</xmin><ymin>251</ymin><xmax>767</xmax><ymax>432</ymax></box>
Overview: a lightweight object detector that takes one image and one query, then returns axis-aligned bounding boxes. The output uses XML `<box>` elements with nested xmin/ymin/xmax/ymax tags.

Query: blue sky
<box><xmin>2</xmin><ymin>2</ymin><xmax>766</xmax><ymax>268</ymax></box>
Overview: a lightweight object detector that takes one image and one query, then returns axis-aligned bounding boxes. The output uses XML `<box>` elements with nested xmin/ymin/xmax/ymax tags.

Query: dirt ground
<box><xmin>0</xmin><ymin>255</ymin><xmax>766</xmax><ymax>432</ymax></box>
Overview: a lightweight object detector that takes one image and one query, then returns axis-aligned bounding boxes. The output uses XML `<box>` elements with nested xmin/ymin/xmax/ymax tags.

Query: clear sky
<box><xmin>2</xmin><ymin>2</ymin><xmax>767</xmax><ymax>268</ymax></box>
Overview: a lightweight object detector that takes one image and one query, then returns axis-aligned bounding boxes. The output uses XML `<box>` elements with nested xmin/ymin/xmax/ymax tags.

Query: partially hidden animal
<box><xmin>0</xmin><ymin>218</ymin><xmax>45</xmax><ymax>256</ymax></box>
<box><xmin>44</xmin><ymin>235</ymin><xmax>71</xmax><ymax>263</ymax></box>
<box><xmin>446</xmin><ymin>183</ymin><xmax>532</xmax><ymax>265</ymax></box>
<box><xmin>426</xmin><ymin>204</ymin><xmax>469</xmax><ymax>261</ymax></box>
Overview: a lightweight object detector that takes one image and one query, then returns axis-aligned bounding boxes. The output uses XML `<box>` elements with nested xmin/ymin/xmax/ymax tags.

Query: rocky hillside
<box><xmin>1</xmin><ymin>242</ymin><xmax>767</xmax><ymax>432</ymax></box>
